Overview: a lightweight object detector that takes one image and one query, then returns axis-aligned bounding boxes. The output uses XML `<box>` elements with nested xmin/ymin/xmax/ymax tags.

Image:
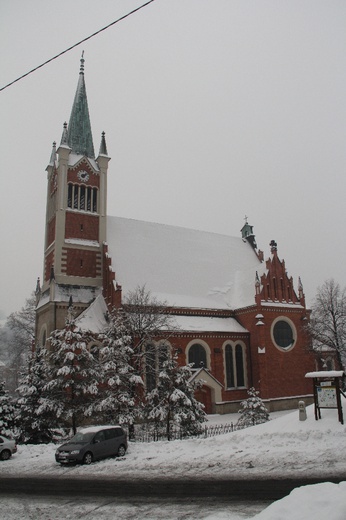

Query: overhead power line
<box><xmin>0</xmin><ymin>0</ymin><xmax>157</xmax><ymax>92</ymax></box>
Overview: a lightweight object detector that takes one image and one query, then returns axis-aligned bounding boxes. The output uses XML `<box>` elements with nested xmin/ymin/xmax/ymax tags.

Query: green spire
<box><xmin>67</xmin><ymin>53</ymin><xmax>95</xmax><ymax>158</ymax></box>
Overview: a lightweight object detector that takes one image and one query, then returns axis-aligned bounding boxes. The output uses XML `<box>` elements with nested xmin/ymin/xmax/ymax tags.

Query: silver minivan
<box><xmin>0</xmin><ymin>435</ymin><xmax>17</xmax><ymax>460</ymax></box>
<box><xmin>55</xmin><ymin>425</ymin><xmax>127</xmax><ymax>465</ymax></box>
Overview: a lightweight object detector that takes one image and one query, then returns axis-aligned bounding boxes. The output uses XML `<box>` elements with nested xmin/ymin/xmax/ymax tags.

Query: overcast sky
<box><xmin>1</xmin><ymin>0</ymin><xmax>346</xmax><ymax>320</ymax></box>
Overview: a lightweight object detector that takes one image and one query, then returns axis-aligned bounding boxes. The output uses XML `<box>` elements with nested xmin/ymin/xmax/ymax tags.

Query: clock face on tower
<box><xmin>77</xmin><ymin>170</ymin><xmax>89</xmax><ymax>182</ymax></box>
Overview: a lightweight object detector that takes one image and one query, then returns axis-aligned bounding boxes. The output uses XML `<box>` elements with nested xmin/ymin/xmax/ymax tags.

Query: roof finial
<box><xmin>80</xmin><ymin>51</ymin><xmax>85</xmax><ymax>74</ymax></box>
<box><xmin>270</xmin><ymin>240</ymin><xmax>277</xmax><ymax>253</ymax></box>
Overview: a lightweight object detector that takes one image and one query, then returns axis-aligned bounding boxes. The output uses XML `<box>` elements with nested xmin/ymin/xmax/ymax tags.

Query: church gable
<box><xmin>258</xmin><ymin>240</ymin><xmax>300</xmax><ymax>305</ymax></box>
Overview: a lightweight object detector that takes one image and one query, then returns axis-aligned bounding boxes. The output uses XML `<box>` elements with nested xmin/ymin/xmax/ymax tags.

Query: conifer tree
<box><xmin>41</xmin><ymin>311</ymin><xmax>100</xmax><ymax>434</ymax></box>
<box><xmin>237</xmin><ymin>387</ymin><xmax>269</xmax><ymax>428</ymax></box>
<box><xmin>146</xmin><ymin>353</ymin><xmax>206</xmax><ymax>440</ymax></box>
<box><xmin>0</xmin><ymin>381</ymin><xmax>18</xmax><ymax>438</ymax></box>
<box><xmin>16</xmin><ymin>346</ymin><xmax>53</xmax><ymax>443</ymax></box>
<box><xmin>88</xmin><ymin>309</ymin><xmax>143</xmax><ymax>426</ymax></box>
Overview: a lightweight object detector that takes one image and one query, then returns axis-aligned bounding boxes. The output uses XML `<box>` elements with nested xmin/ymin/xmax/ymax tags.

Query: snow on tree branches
<box><xmin>146</xmin><ymin>353</ymin><xmax>206</xmax><ymax>440</ymax></box>
<box><xmin>237</xmin><ymin>387</ymin><xmax>269</xmax><ymax>428</ymax></box>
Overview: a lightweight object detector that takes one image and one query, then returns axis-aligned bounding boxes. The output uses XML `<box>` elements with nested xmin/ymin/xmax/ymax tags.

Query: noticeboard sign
<box><xmin>305</xmin><ymin>371</ymin><xmax>345</xmax><ymax>424</ymax></box>
<box><xmin>317</xmin><ymin>386</ymin><xmax>337</xmax><ymax>408</ymax></box>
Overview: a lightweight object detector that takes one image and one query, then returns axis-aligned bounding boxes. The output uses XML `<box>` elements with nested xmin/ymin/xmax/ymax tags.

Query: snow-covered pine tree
<box><xmin>146</xmin><ymin>353</ymin><xmax>206</xmax><ymax>440</ymax></box>
<box><xmin>41</xmin><ymin>311</ymin><xmax>100</xmax><ymax>434</ymax></box>
<box><xmin>0</xmin><ymin>380</ymin><xmax>18</xmax><ymax>438</ymax></box>
<box><xmin>16</xmin><ymin>345</ymin><xmax>53</xmax><ymax>443</ymax></box>
<box><xmin>236</xmin><ymin>387</ymin><xmax>269</xmax><ymax>428</ymax></box>
<box><xmin>88</xmin><ymin>309</ymin><xmax>143</xmax><ymax>426</ymax></box>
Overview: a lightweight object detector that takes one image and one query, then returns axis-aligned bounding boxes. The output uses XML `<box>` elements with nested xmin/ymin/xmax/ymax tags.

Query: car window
<box><xmin>104</xmin><ymin>429</ymin><xmax>116</xmax><ymax>440</ymax></box>
<box><xmin>94</xmin><ymin>431</ymin><xmax>106</xmax><ymax>443</ymax></box>
<box><xmin>114</xmin><ymin>428</ymin><xmax>124</xmax><ymax>437</ymax></box>
<box><xmin>70</xmin><ymin>432</ymin><xmax>94</xmax><ymax>443</ymax></box>
<box><xmin>0</xmin><ymin>437</ymin><xmax>3</xmax><ymax>443</ymax></box>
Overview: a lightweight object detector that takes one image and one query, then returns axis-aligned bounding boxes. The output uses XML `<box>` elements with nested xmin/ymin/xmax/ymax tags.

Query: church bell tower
<box><xmin>35</xmin><ymin>55</ymin><xmax>110</xmax><ymax>345</ymax></box>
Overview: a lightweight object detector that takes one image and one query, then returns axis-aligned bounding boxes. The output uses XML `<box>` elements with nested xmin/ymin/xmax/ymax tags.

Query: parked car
<box><xmin>0</xmin><ymin>435</ymin><xmax>17</xmax><ymax>461</ymax></box>
<box><xmin>55</xmin><ymin>425</ymin><xmax>128</xmax><ymax>465</ymax></box>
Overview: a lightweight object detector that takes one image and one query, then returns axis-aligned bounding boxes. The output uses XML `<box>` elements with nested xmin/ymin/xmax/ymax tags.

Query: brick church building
<box><xmin>35</xmin><ymin>58</ymin><xmax>315</xmax><ymax>414</ymax></box>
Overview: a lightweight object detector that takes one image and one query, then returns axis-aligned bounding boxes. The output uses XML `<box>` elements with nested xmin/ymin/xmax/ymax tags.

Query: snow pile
<box><xmin>203</xmin><ymin>482</ymin><xmax>346</xmax><ymax>520</ymax></box>
<box><xmin>252</xmin><ymin>481</ymin><xmax>346</xmax><ymax>520</ymax></box>
<box><xmin>1</xmin><ymin>403</ymin><xmax>345</xmax><ymax>519</ymax></box>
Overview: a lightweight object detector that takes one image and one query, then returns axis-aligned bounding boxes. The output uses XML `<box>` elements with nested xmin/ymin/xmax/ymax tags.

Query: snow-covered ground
<box><xmin>1</xmin><ymin>403</ymin><xmax>346</xmax><ymax>519</ymax></box>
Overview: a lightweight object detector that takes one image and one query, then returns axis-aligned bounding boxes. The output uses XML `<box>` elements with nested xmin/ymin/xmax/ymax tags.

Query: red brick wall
<box><xmin>47</xmin><ymin>216</ymin><xmax>56</xmax><ymax>247</ymax></box>
<box><xmin>61</xmin><ymin>248</ymin><xmax>101</xmax><ymax>278</ymax></box>
<box><xmin>65</xmin><ymin>212</ymin><xmax>99</xmax><ymax>241</ymax></box>
<box><xmin>236</xmin><ymin>307</ymin><xmax>314</xmax><ymax>399</ymax></box>
<box><xmin>44</xmin><ymin>250</ymin><xmax>54</xmax><ymax>282</ymax></box>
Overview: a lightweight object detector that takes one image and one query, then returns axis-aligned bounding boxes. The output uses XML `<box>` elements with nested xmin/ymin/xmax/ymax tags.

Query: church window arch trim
<box><xmin>186</xmin><ymin>339</ymin><xmax>211</xmax><ymax>370</ymax></box>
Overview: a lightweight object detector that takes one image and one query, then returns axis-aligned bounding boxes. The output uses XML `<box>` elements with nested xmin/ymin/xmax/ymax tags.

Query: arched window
<box><xmin>225</xmin><ymin>344</ymin><xmax>234</xmax><ymax>388</ymax></box>
<box><xmin>188</xmin><ymin>343</ymin><xmax>207</xmax><ymax>368</ymax></box>
<box><xmin>235</xmin><ymin>344</ymin><xmax>245</xmax><ymax>387</ymax></box>
<box><xmin>224</xmin><ymin>343</ymin><xmax>246</xmax><ymax>389</ymax></box>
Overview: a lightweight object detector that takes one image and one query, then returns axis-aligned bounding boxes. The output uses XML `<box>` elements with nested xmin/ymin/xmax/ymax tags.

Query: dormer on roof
<box><xmin>240</xmin><ymin>216</ymin><xmax>257</xmax><ymax>251</ymax></box>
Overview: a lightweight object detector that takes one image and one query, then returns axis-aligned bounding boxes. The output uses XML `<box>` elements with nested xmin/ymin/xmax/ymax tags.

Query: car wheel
<box><xmin>0</xmin><ymin>450</ymin><xmax>11</xmax><ymax>461</ymax></box>
<box><xmin>83</xmin><ymin>452</ymin><xmax>93</xmax><ymax>465</ymax></box>
<box><xmin>117</xmin><ymin>444</ymin><xmax>126</xmax><ymax>457</ymax></box>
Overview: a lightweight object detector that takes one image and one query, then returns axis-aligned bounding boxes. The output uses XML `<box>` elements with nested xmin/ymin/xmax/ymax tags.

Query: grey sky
<box><xmin>1</xmin><ymin>0</ymin><xmax>346</xmax><ymax>319</ymax></box>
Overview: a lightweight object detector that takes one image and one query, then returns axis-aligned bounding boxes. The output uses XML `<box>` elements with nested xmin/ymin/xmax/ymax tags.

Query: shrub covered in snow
<box><xmin>0</xmin><ymin>380</ymin><xmax>18</xmax><ymax>438</ymax></box>
<box><xmin>237</xmin><ymin>387</ymin><xmax>269</xmax><ymax>428</ymax></box>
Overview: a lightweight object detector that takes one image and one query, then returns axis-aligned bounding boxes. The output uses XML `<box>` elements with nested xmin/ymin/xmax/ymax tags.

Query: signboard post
<box><xmin>305</xmin><ymin>371</ymin><xmax>345</xmax><ymax>425</ymax></box>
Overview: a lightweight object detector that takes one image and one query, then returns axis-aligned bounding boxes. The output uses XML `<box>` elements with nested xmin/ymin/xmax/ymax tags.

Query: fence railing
<box><xmin>131</xmin><ymin>422</ymin><xmax>246</xmax><ymax>443</ymax></box>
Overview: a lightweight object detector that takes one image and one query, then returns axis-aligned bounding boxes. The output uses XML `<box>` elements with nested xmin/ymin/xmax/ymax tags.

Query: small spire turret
<box><xmin>60</xmin><ymin>122</ymin><xmax>69</xmax><ymax>146</ymax></box>
<box><xmin>49</xmin><ymin>142</ymin><xmax>57</xmax><ymax>165</ymax></box>
<box><xmin>99</xmin><ymin>131</ymin><xmax>108</xmax><ymax>156</ymax></box>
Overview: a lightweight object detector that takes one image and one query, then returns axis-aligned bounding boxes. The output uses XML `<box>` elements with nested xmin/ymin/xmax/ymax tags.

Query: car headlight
<box><xmin>70</xmin><ymin>450</ymin><xmax>80</xmax><ymax>455</ymax></box>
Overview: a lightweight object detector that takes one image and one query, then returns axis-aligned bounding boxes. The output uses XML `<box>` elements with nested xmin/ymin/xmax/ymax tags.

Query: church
<box><xmin>35</xmin><ymin>57</ymin><xmax>315</xmax><ymax>414</ymax></box>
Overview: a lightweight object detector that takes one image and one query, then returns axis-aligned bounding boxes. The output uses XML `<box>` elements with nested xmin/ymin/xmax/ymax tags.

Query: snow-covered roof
<box><xmin>107</xmin><ymin>216</ymin><xmax>266</xmax><ymax>310</ymax></box>
<box><xmin>305</xmin><ymin>371</ymin><xmax>345</xmax><ymax>379</ymax></box>
<box><xmin>75</xmin><ymin>295</ymin><xmax>109</xmax><ymax>333</ymax></box>
<box><xmin>68</xmin><ymin>153</ymin><xmax>100</xmax><ymax>172</ymax></box>
<box><xmin>36</xmin><ymin>284</ymin><xmax>102</xmax><ymax>310</ymax></box>
<box><xmin>173</xmin><ymin>315</ymin><xmax>248</xmax><ymax>333</ymax></box>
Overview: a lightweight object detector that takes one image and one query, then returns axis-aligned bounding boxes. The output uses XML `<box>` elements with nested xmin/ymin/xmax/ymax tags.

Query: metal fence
<box><xmin>131</xmin><ymin>422</ymin><xmax>245</xmax><ymax>443</ymax></box>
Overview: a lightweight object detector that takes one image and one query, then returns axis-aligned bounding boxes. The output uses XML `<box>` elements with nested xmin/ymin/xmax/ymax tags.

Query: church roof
<box><xmin>66</xmin><ymin>55</ymin><xmax>95</xmax><ymax>158</ymax></box>
<box><xmin>106</xmin><ymin>216</ymin><xmax>267</xmax><ymax>310</ymax></box>
<box><xmin>76</xmin><ymin>294</ymin><xmax>109</xmax><ymax>333</ymax></box>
